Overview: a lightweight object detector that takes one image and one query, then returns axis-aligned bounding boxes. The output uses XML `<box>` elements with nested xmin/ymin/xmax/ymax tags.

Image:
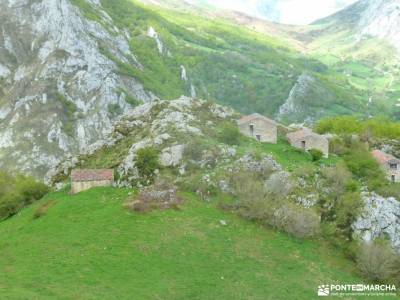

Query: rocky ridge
<box><xmin>0</xmin><ymin>0</ymin><xmax>156</xmax><ymax>177</ymax></box>
<box><xmin>47</xmin><ymin>96</ymin><xmax>237</xmax><ymax>187</ymax></box>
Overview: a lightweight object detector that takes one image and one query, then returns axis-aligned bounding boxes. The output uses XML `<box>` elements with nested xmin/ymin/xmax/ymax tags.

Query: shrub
<box><xmin>335</xmin><ymin>192</ymin><xmax>363</xmax><ymax>237</ymax></box>
<box><xmin>218</xmin><ymin>122</ymin><xmax>241</xmax><ymax>145</ymax></box>
<box><xmin>329</xmin><ymin>137</ymin><xmax>348</xmax><ymax>155</ymax></box>
<box><xmin>0</xmin><ymin>172</ymin><xmax>49</xmax><ymax>221</ymax></box>
<box><xmin>320</xmin><ymin>163</ymin><xmax>354</xmax><ymax>196</ymax></box>
<box><xmin>229</xmin><ymin>169</ymin><xmax>319</xmax><ymax>239</ymax></box>
<box><xmin>308</xmin><ymin>149</ymin><xmax>323</xmax><ymax>162</ymax></box>
<box><xmin>228</xmin><ymin>170</ymin><xmax>274</xmax><ymax>220</ymax></box>
<box><xmin>318</xmin><ymin>163</ymin><xmax>363</xmax><ymax>240</ymax></box>
<box><xmin>315</xmin><ymin>116</ymin><xmax>363</xmax><ymax>135</ymax></box>
<box><xmin>343</xmin><ymin>142</ymin><xmax>387</xmax><ymax>190</ymax></box>
<box><xmin>315</xmin><ymin>116</ymin><xmax>400</xmax><ymax>140</ymax></box>
<box><xmin>264</xmin><ymin>171</ymin><xmax>293</xmax><ymax>197</ymax></box>
<box><xmin>184</xmin><ymin>138</ymin><xmax>209</xmax><ymax>162</ymax></box>
<box><xmin>273</xmin><ymin>204</ymin><xmax>320</xmax><ymax>239</ymax></box>
<box><xmin>357</xmin><ymin>241</ymin><xmax>398</xmax><ymax>282</ymax></box>
<box><xmin>180</xmin><ymin>174</ymin><xmax>218</xmax><ymax>201</ymax></box>
<box><xmin>376</xmin><ymin>183</ymin><xmax>400</xmax><ymax>200</ymax></box>
<box><xmin>108</xmin><ymin>103</ymin><xmax>123</xmax><ymax>115</ymax></box>
<box><xmin>135</xmin><ymin>147</ymin><xmax>161</xmax><ymax>184</ymax></box>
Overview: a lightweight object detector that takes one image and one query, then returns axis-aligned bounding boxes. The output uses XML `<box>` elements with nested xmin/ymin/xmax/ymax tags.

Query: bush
<box><xmin>228</xmin><ymin>170</ymin><xmax>275</xmax><ymax>220</ymax></box>
<box><xmin>108</xmin><ymin>103</ymin><xmax>123</xmax><ymax>115</ymax></box>
<box><xmin>273</xmin><ymin>204</ymin><xmax>320</xmax><ymax>239</ymax></box>
<box><xmin>329</xmin><ymin>137</ymin><xmax>348</xmax><ymax>155</ymax></box>
<box><xmin>357</xmin><ymin>241</ymin><xmax>398</xmax><ymax>282</ymax></box>
<box><xmin>319</xmin><ymin>164</ymin><xmax>362</xmax><ymax>240</ymax></box>
<box><xmin>184</xmin><ymin>138</ymin><xmax>210</xmax><ymax>163</ymax></box>
<box><xmin>376</xmin><ymin>183</ymin><xmax>400</xmax><ymax>200</ymax></box>
<box><xmin>180</xmin><ymin>174</ymin><xmax>218</xmax><ymax>201</ymax></box>
<box><xmin>228</xmin><ymin>169</ymin><xmax>319</xmax><ymax>238</ymax></box>
<box><xmin>0</xmin><ymin>172</ymin><xmax>49</xmax><ymax>221</ymax></box>
<box><xmin>315</xmin><ymin>116</ymin><xmax>400</xmax><ymax>140</ymax></box>
<box><xmin>135</xmin><ymin>147</ymin><xmax>161</xmax><ymax>184</ymax></box>
<box><xmin>343</xmin><ymin>142</ymin><xmax>387</xmax><ymax>190</ymax></box>
<box><xmin>218</xmin><ymin>122</ymin><xmax>241</xmax><ymax>145</ymax></box>
<box><xmin>308</xmin><ymin>149</ymin><xmax>324</xmax><ymax>162</ymax></box>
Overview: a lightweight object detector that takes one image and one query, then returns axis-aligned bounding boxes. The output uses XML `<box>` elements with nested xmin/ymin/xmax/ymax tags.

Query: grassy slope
<box><xmin>238</xmin><ymin>137</ymin><xmax>339</xmax><ymax>171</ymax></box>
<box><xmin>0</xmin><ymin>187</ymin><xmax>376</xmax><ymax>300</ymax></box>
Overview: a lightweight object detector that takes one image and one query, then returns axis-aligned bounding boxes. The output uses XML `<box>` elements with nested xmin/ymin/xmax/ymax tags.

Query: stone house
<box><xmin>71</xmin><ymin>169</ymin><xmax>114</xmax><ymax>194</ymax></box>
<box><xmin>286</xmin><ymin>128</ymin><xmax>329</xmax><ymax>157</ymax></box>
<box><xmin>371</xmin><ymin>150</ymin><xmax>400</xmax><ymax>183</ymax></box>
<box><xmin>237</xmin><ymin>113</ymin><xmax>277</xmax><ymax>143</ymax></box>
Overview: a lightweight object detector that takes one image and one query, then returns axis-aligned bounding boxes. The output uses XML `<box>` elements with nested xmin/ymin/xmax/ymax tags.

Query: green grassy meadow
<box><xmin>0</xmin><ymin>187</ymin><xmax>380</xmax><ymax>299</ymax></box>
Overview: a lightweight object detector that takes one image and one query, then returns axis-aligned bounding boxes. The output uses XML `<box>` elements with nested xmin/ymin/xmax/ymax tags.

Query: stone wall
<box><xmin>71</xmin><ymin>180</ymin><xmax>113</xmax><ymax>194</ymax></box>
<box><xmin>289</xmin><ymin>135</ymin><xmax>329</xmax><ymax>157</ymax></box>
<box><xmin>238</xmin><ymin>118</ymin><xmax>277</xmax><ymax>143</ymax></box>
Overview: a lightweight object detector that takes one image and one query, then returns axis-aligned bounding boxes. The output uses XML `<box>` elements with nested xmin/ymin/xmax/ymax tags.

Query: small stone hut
<box><xmin>286</xmin><ymin>128</ymin><xmax>329</xmax><ymax>157</ymax></box>
<box><xmin>71</xmin><ymin>169</ymin><xmax>114</xmax><ymax>194</ymax></box>
<box><xmin>237</xmin><ymin>113</ymin><xmax>277</xmax><ymax>144</ymax></box>
<box><xmin>371</xmin><ymin>150</ymin><xmax>400</xmax><ymax>183</ymax></box>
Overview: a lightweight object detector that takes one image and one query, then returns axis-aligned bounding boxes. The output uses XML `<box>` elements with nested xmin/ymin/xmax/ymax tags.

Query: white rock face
<box><xmin>357</xmin><ymin>0</ymin><xmax>400</xmax><ymax>50</ymax></box>
<box><xmin>180</xmin><ymin>65</ymin><xmax>188</xmax><ymax>81</ymax></box>
<box><xmin>0</xmin><ymin>0</ymin><xmax>157</xmax><ymax>178</ymax></box>
<box><xmin>160</xmin><ymin>145</ymin><xmax>185</xmax><ymax>167</ymax></box>
<box><xmin>352</xmin><ymin>192</ymin><xmax>400</xmax><ymax>254</ymax></box>
<box><xmin>190</xmin><ymin>84</ymin><xmax>197</xmax><ymax>98</ymax></box>
<box><xmin>147</xmin><ymin>26</ymin><xmax>164</xmax><ymax>54</ymax></box>
<box><xmin>0</xmin><ymin>64</ymin><xmax>10</xmax><ymax>78</ymax></box>
<box><xmin>277</xmin><ymin>72</ymin><xmax>315</xmax><ymax>123</ymax></box>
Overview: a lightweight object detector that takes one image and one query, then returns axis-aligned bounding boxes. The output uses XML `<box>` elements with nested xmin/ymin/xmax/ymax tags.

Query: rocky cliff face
<box><xmin>0</xmin><ymin>0</ymin><xmax>156</xmax><ymax>177</ymax></box>
<box><xmin>353</xmin><ymin>192</ymin><xmax>400</xmax><ymax>254</ymax></box>
<box><xmin>314</xmin><ymin>0</ymin><xmax>400</xmax><ymax>51</ymax></box>
<box><xmin>356</xmin><ymin>0</ymin><xmax>400</xmax><ymax>50</ymax></box>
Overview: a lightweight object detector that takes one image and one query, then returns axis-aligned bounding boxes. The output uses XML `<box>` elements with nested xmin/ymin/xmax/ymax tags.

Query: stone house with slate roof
<box><xmin>372</xmin><ymin>150</ymin><xmax>400</xmax><ymax>183</ymax></box>
<box><xmin>286</xmin><ymin>128</ymin><xmax>329</xmax><ymax>158</ymax></box>
<box><xmin>237</xmin><ymin>113</ymin><xmax>277</xmax><ymax>144</ymax></box>
<box><xmin>71</xmin><ymin>169</ymin><xmax>114</xmax><ymax>194</ymax></box>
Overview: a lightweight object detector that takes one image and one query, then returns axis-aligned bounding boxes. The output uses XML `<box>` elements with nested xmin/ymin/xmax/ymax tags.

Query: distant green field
<box><xmin>0</xmin><ymin>187</ymin><xmax>379</xmax><ymax>299</ymax></box>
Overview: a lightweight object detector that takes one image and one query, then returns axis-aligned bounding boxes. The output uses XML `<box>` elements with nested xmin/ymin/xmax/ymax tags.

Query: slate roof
<box><xmin>371</xmin><ymin>150</ymin><xmax>400</xmax><ymax>165</ymax></box>
<box><xmin>238</xmin><ymin>113</ymin><xmax>277</xmax><ymax>125</ymax></box>
<box><xmin>71</xmin><ymin>169</ymin><xmax>114</xmax><ymax>182</ymax></box>
<box><xmin>286</xmin><ymin>128</ymin><xmax>324</xmax><ymax>142</ymax></box>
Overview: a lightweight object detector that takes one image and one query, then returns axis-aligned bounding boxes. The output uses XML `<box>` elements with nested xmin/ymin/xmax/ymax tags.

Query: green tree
<box><xmin>136</xmin><ymin>147</ymin><xmax>161</xmax><ymax>184</ymax></box>
<box><xmin>218</xmin><ymin>122</ymin><xmax>241</xmax><ymax>145</ymax></box>
<box><xmin>308</xmin><ymin>149</ymin><xmax>323</xmax><ymax>162</ymax></box>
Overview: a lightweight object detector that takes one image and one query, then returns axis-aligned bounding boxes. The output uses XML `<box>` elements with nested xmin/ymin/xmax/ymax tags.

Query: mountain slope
<box><xmin>313</xmin><ymin>0</ymin><xmax>400</xmax><ymax>50</ymax></box>
<box><xmin>294</xmin><ymin>0</ymin><xmax>400</xmax><ymax>118</ymax></box>
<box><xmin>0</xmin><ymin>0</ymin><xmax>398</xmax><ymax>179</ymax></box>
<box><xmin>0</xmin><ymin>0</ymin><xmax>156</xmax><ymax>177</ymax></box>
